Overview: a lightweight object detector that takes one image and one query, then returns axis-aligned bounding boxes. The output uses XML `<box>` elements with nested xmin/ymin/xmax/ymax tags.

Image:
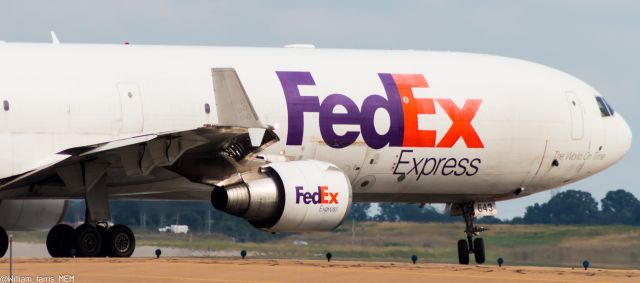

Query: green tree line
<box><xmin>352</xmin><ymin>189</ymin><xmax>640</xmax><ymax>225</ymax></box>
<box><xmin>514</xmin><ymin>189</ymin><xmax>640</xmax><ymax>225</ymax></box>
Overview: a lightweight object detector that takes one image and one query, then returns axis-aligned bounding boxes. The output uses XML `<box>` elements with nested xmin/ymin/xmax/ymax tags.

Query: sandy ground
<box><xmin>2</xmin><ymin>243</ymin><xmax>638</xmax><ymax>283</ymax></box>
<box><xmin>0</xmin><ymin>258</ymin><xmax>638</xmax><ymax>283</ymax></box>
<box><xmin>8</xmin><ymin>242</ymin><xmax>242</xmax><ymax>258</ymax></box>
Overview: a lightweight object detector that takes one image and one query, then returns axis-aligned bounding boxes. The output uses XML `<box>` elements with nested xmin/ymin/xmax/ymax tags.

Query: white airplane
<box><xmin>0</xmin><ymin>42</ymin><xmax>631</xmax><ymax>264</ymax></box>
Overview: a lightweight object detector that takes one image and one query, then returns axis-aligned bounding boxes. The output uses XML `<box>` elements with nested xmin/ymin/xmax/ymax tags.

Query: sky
<box><xmin>0</xmin><ymin>0</ymin><xmax>637</xmax><ymax>218</ymax></box>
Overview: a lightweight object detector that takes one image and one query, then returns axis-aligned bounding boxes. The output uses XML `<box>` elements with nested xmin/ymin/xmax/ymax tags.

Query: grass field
<box><xmin>11</xmin><ymin>222</ymin><xmax>640</xmax><ymax>268</ymax></box>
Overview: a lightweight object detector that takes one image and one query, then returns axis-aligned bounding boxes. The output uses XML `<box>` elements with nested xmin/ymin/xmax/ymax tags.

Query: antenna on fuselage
<box><xmin>50</xmin><ymin>31</ymin><xmax>60</xmax><ymax>44</ymax></box>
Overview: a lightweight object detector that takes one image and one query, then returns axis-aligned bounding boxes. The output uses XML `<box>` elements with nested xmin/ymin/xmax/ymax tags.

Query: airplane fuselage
<box><xmin>0</xmin><ymin>43</ymin><xmax>631</xmax><ymax>203</ymax></box>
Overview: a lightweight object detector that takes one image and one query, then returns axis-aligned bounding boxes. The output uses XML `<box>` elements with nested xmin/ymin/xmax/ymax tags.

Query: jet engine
<box><xmin>211</xmin><ymin>160</ymin><xmax>352</xmax><ymax>232</ymax></box>
<box><xmin>0</xmin><ymin>200</ymin><xmax>68</xmax><ymax>231</ymax></box>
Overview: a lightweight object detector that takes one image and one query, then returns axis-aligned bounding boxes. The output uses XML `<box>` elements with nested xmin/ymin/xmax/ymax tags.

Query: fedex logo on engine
<box><xmin>295</xmin><ymin>186</ymin><xmax>338</xmax><ymax>204</ymax></box>
<box><xmin>276</xmin><ymin>71</ymin><xmax>484</xmax><ymax>149</ymax></box>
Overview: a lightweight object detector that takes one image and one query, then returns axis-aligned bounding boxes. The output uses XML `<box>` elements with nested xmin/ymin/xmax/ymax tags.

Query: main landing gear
<box><xmin>456</xmin><ymin>203</ymin><xmax>486</xmax><ymax>265</ymax></box>
<box><xmin>0</xmin><ymin>224</ymin><xmax>125</xmax><ymax>259</ymax></box>
<box><xmin>44</xmin><ymin>163</ymin><xmax>135</xmax><ymax>258</ymax></box>
<box><xmin>47</xmin><ymin>223</ymin><xmax>135</xmax><ymax>257</ymax></box>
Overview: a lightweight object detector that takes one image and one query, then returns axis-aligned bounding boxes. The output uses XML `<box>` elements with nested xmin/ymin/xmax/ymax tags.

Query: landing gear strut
<box><xmin>46</xmin><ymin>223</ymin><xmax>135</xmax><ymax>258</ymax></box>
<box><xmin>456</xmin><ymin>202</ymin><xmax>486</xmax><ymax>265</ymax></box>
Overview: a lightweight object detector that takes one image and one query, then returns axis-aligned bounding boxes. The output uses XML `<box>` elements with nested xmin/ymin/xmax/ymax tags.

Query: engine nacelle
<box><xmin>212</xmin><ymin>160</ymin><xmax>352</xmax><ymax>232</ymax></box>
<box><xmin>0</xmin><ymin>200</ymin><xmax>68</xmax><ymax>231</ymax></box>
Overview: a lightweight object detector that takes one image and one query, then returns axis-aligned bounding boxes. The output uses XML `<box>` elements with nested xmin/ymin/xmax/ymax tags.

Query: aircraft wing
<box><xmin>0</xmin><ymin>68</ymin><xmax>279</xmax><ymax>199</ymax></box>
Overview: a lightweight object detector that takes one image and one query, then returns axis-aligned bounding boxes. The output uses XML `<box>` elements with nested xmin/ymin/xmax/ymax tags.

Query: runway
<box><xmin>0</xmin><ymin>258</ymin><xmax>638</xmax><ymax>283</ymax></box>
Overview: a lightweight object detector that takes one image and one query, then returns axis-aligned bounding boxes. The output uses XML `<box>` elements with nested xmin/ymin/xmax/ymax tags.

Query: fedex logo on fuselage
<box><xmin>295</xmin><ymin>186</ymin><xmax>338</xmax><ymax>204</ymax></box>
<box><xmin>276</xmin><ymin>71</ymin><xmax>484</xmax><ymax>149</ymax></box>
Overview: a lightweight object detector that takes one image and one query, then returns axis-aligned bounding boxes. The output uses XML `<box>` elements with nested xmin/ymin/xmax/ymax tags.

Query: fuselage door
<box><xmin>117</xmin><ymin>83</ymin><xmax>144</xmax><ymax>133</ymax></box>
<box><xmin>566</xmin><ymin>91</ymin><xmax>584</xmax><ymax>140</ymax></box>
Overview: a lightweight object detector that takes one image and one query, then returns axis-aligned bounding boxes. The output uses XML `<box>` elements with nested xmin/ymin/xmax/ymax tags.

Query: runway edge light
<box><xmin>583</xmin><ymin>260</ymin><xmax>590</xmax><ymax>270</ymax></box>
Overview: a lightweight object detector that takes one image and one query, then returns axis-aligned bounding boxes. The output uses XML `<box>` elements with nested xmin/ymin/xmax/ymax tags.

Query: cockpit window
<box><xmin>595</xmin><ymin>96</ymin><xmax>614</xmax><ymax>117</ymax></box>
<box><xmin>604</xmin><ymin>99</ymin><xmax>615</xmax><ymax>115</ymax></box>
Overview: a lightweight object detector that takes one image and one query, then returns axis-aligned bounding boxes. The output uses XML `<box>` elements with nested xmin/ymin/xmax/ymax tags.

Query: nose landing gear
<box><xmin>456</xmin><ymin>202</ymin><xmax>487</xmax><ymax>265</ymax></box>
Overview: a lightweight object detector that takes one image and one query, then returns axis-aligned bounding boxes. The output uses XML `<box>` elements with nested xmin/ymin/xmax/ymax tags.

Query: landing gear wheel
<box><xmin>46</xmin><ymin>224</ymin><xmax>75</xmax><ymax>257</ymax></box>
<box><xmin>96</xmin><ymin>225</ymin><xmax>110</xmax><ymax>256</ymax></box>
<box><xmin>0</xmin><ymin>226</ymin><xmax>8</xmax><ymax>258</ymax></box>
<box><xmin>457</xmin><ymin>239</ymin><xmax>470</xmax><ymax>265</ymax></box>
<box><xmin>474</xmin><ymin>238</ymin><xmax>485</xmax><ymax>264</ymax></box>
<box><xmin>75</xmin><ymin>224</ymin><xmax>103</xmax><ymax>257</ymax></box>
<box><xmin>106</xmin><ymin>224</ymin><xmax>135</xmax><ymax>257</ymax></box>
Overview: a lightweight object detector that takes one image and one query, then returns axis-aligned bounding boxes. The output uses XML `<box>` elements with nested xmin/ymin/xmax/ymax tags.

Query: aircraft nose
<box><xmin>607</xmin><ymin>113</ymin><xmax>632</xmax><ymax>163</ymax></box>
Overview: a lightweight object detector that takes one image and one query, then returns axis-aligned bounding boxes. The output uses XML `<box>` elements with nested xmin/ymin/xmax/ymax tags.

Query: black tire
<box><xmin>474</xmin><ymin>238</ymin><xmax>486</xmax><ymax>264</ymax></box>
<box><xmin>0</xmin><ymin>226</ymin><xmax>7</xmax><ymax>258</ymax></box>
<box><xmin>106</xmin><ymin>224</ymin><xmax>135</xmax><ymax>257</ymax></box>
<box><xmin>75</xmin><ymin>224</ymin><xmax>103</xmax><ymax>257</ymax></box>
<box><xmin>97</xmin><ymin>225</ymin><xmax>110</xmax><ymax>257</ymax></box>
<box><xmin>457</xmin><ymin>239</ymin><xmax>469</xmax><ymax>265</ymax></box>
<box><xmin>46</xmin><ymin>224</ymin><xmax>75</xmax><ymax>257</ymax></box>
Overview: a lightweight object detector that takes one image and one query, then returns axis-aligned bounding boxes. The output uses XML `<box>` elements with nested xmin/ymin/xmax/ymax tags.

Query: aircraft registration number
<box><xmin>474</xmin><ymin>202</ymin><xmax>497</xmax><ymax>217</ymax></box>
